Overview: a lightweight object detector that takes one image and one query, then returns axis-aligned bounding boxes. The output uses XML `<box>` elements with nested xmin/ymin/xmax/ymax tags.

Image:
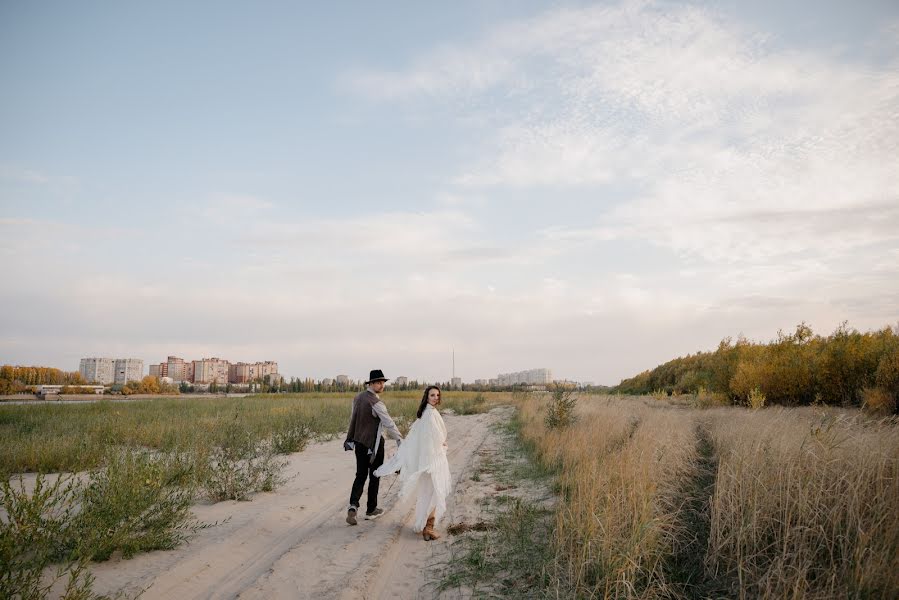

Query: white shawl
<box><xmin>374</xmin><ymin>404</ymin><xmax>452</xmax><ymax>523</ymax></box>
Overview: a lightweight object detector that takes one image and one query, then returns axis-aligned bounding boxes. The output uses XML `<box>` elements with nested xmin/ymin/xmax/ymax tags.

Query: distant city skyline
<box><xmin>2</xmin><ymin>1</ymin><xmax>897</xmax><ymax>385</ymax></box>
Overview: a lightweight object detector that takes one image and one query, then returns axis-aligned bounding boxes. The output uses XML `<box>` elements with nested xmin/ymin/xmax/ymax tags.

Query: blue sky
<box><xmin>2</xmin><ymin>0</ymin><xmax>897</xmax><ymax>385</ymax></box>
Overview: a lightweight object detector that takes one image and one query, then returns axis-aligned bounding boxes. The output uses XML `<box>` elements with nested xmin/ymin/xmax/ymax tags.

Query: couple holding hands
<box><xmin>343</xmin><ymin>369</ymin><xmax>451</xmax><ymax>541</ymax></box>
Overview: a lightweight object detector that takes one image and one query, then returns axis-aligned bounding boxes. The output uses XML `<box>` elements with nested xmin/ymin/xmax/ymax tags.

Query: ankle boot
<box><xmin>422</xmin><ymin>515</ymin><xmax>440</xmax><ymax>541</ymax></box>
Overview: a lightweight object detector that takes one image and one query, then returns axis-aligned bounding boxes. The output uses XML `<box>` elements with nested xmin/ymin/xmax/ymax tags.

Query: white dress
<box><xmin>374</xmin><ymin>404</ymin><xmax>452</xmax><ymax>532</ymax></box>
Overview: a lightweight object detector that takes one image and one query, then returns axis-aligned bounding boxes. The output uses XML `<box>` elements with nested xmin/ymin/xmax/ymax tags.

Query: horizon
<box><xmin>2</xmin><ymin>1</ymin><xmax>898</xmax><ymax>385</ymax></box>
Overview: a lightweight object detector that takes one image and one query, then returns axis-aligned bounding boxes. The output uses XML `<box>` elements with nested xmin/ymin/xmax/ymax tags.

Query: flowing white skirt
<box><xmin>374</xmin><ymin>405</ymin><xmax>452</xmax><ymax>531</ymax></box>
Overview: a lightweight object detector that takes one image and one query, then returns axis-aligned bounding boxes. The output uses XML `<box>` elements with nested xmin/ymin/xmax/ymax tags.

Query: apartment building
<box><xmin>79</xmin><ymin>357</ymin><xmax>143</xmax><ymax>385</ymax></box>
<box><xmin>114</xmin><ymin>359</ymin><xmax>144</xmax><ymax>385</ymax></box>
<box><xmin>79</xmin><ymin>358</ymin><xmax>115</xmax><ymax>384</ymax></box>
<box><xmin>148</xmin><ymin>356</ymin><xmax>279</xmax><ymax>385</ymax></box>
<box><xmin>192</xmin><ymin>358</ymin><xmax>230</xmax><ymax>384</ymax></box>
<box><xmin>496</xmin><ymin>368</ymin><xmax>553</xmax><ymax>386</ymax></box>
<box><xmin>229</xmin><ymin>360</ymin><xmax>279</xmax><ymax>383</ymax></box>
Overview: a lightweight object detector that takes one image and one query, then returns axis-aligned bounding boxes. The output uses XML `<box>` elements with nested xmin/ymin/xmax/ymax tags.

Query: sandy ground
<box><xmin>71</xmin><ymin>407</ymin><xmax>510</xmax><ymax>600</ymax></box>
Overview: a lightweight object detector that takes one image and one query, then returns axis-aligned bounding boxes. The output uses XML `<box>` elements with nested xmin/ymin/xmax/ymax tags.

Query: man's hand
<box><xmin>343</xmin><ymin>440</ymin><xmax>355</xmax><ymax>451</ymax></box>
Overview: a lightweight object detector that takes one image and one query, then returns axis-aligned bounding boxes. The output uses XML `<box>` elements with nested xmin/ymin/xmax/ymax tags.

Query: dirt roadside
<box><xmin>77</xmin><ymin>407</ymin><xmax>510</xmax><ymax>599</ymax></box>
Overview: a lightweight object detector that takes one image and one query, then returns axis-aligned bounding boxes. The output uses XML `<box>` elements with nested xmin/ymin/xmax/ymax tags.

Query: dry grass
<box><xmin>513</xmin><ymin>394</ymin><xmax>899</xmax><ymax>599</ymax></box>
<box><xmin>706</xmin><ymin>407</ymin><xmax>899</xmax><ymax>599</ymax></box>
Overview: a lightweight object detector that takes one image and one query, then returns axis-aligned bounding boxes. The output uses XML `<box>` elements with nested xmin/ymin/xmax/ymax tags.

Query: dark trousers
<box><xmin>350</xmin><ymin>440</ymin><xmax>385</xmax><ymax>513</ymax></box>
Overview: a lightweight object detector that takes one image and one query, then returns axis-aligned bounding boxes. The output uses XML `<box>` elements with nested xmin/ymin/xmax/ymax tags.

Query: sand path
<box><xmin>84</xmin><ymin>408</ymin><xmax>501</xmax><ymax>600</ymax></box>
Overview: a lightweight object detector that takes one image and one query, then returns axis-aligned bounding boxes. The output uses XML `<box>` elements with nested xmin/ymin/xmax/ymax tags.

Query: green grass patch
<box><xmin>0</xmin><ymin>392</ymin><xmax>509</xmax><ymax>475</ymax></box>
<box><xmin>438</xmin><ymin>408</ymin><xmax>556</xmax><ymax>598</ymax></box>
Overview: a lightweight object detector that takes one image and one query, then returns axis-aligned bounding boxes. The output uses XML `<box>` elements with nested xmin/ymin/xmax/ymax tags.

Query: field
<box><xmin>2</xmin><ymin>391</ymin><xmax>898</xmax><ymax>599</ymax></box>
<box><xmin>0</xmin><ymin>391</ymin><xmax>500</xmax><ymax>598</ymax></box>
<box><xmin>508</xmin><ymin>393</ymin><xmax>899</xmax><ymax>599</ymax></box>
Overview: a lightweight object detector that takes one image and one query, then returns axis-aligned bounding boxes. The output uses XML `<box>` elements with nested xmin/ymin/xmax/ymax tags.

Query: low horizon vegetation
<box><xmin>615</xmin><ymin>321</ymin><xmax>899</xmax><ymax>413</ymax></box>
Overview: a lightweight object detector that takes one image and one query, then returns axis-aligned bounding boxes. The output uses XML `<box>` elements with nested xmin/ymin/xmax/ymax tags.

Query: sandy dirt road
<box><xmin>82</xmin><ymin>408</ymin><xmax>504</xmax><ymax>600</ymax></box>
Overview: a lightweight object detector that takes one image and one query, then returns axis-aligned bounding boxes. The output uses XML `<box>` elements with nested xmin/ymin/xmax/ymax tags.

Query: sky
<box><xmin>1</xmin><ymin>0</ymin><xmax>897</xmax><ymax>386</ymax></box>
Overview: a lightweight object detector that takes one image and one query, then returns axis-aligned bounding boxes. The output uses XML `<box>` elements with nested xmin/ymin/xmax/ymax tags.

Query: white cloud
<box><xmin>345</xmin><ymin>1</ymin><xmax>899</xmax><ymax>269</ymax></box>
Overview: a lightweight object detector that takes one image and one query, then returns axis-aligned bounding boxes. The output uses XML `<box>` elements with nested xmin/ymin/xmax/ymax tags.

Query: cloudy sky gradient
<box><xmin>2</xmin><ymin>0</ymin><xmax>897</xmax><ymax>384</ymax></box>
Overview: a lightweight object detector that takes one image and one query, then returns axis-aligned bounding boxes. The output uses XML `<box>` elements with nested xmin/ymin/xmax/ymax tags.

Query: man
<box><xmin>344</xmin><ymin>369</ymin><xmax>403</xmax><ymax>525</ymax></box>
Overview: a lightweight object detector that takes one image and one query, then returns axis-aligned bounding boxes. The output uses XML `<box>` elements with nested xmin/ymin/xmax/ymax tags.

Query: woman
<box><xmin>374</xmin><ymin>385</ymin><xmax>451</xmax><ymax>540</ymax></box>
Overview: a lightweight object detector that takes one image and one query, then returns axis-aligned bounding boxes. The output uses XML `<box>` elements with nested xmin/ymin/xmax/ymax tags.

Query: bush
<box><xmin>861</xmin><ymin>387</ymin><xmax>896</xmax><ymax>416</ymax></box>
<box><xmin>72</xmin><ymin>451</ymin><xmax>200</xmax><ymax>561</ymax></box>
<box><xmin>545</xmin><ymin>388</ymin><xmax>578</xmax><ymax>429</ymax></box>
<box><xmin>202</xmin><ymin>417</ymin><xmax>286</xmax><ymax>501</ymax></box>
<box><xmin>453</xmin><ymin>393</ymin><xmax>488</xmax><ymax>416</ymax></box>
<box><xmin>875</xmin><ymin>347</ymin><xmax>899</xmax><ymax>409</ymax></box>
<box><xmin>747</xmin><ymin>387</ymin><xmax>767</xmax><ymax>410</ymax></box>
<box><xmin>271</xmin><ymin>417</ymin><xmax>313</xmax><ymax>454</ymax></box>
<box><xmin>692</xmin><ymin>387</ymin><xmax>730</xmax><ymax>409</ymax></box>
<box><xmin>0</xmin><ymin>460</ymin><xmax>189</xmax><ymax>599</ymax></box>
<box><xmin>0</xmin><ymin>474</ymin><xmax>95</xmax><ymax>599</ymax></box>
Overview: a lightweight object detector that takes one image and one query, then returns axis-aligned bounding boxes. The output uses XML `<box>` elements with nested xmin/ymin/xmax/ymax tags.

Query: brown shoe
<box><xmin>422</xmin><ymin>515</ymin><xmax>440</xmax><ymax>541</ymax></box>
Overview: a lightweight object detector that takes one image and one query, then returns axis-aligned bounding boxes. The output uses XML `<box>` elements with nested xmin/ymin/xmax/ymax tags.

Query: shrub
<box><xmin>453</xmin><ymin>393</ymin><xmax>488</xmax><ymax>416</ymax></box>
<box><xmin>72</xmin><ymin>451</ymin><xmax>200</xmax><ymax>561</ymax></box>
<box><xmin>861</xmin><ymin>387</ymin><xmax>896</xmax><ymax>416</ymax></box>
<box><xmin>692</xmin><ymin>387</ymin><xmax>730</xmax><ymax>409</ymax></box>
<box><xmin>271</xmin><ymin>417</ymin><xmax>313</xmax><ymax>454</ymax></box>
<box><xmin>875</xmin><ymin>346</ymin><xmax>899</xmax><ymax>409</ymax></box>
<box><xmin>545</xmin><ymin>388</ymin><xmax>578</xmax><ymax>429</ymax></box>
<box><xmin>747</xmin><ymin>387</ymin><xmax>767</xmax><ymax>410</ymax></box>
<box><xmin>203</xmin><ymin>417</ymin><xmax>286</xmax><ymax>501</ymax></box>
<box><xmin>0</xmin><ymin>474</ymin><xmax>95</xmax><ymax>599</ymax></box>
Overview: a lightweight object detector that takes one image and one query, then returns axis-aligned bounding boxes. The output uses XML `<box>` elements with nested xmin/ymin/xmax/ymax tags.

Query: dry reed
<box><xmin>514</xmin><ymin>394</ymin><xmax>899</xmax><ymax>599</ymax></box>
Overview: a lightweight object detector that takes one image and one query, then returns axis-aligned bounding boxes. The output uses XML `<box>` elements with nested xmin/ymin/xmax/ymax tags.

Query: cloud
<box><xmin>344</xmin><ymin>1</ymin><xmax>899</xmax><ymax>294</ymax></box>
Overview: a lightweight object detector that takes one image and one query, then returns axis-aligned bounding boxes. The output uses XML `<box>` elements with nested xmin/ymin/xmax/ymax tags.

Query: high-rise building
<box><xmin>149</xmin><ymin>356</ymin><xmax>278</xmax><ymax>384</ymax></box>
<box><xmin>79</xmin><ymin>358</ymin><xmax>115</xmax><ymax>384</ymax></box>
<box><xmin>163</xmin><ymin>356</ymin><xmax>190</xmax><ymax>382</ymax></box>
<box><xmin>229</xmin><ymin>361</ymin><xmax>279</xmax><ymax>383</ymax></box>
<box><xmin>79</xmin><ymin>357</ymin><xmax>143</xmax><ymax>384</ymax></box>
<box><xmin>496</xmin><ymin>368</ymin><xmax>553</xmax><ymax>386</ymax></box>
<box><xmin>192</xmin><ymin>358</ymin><xmax>230</xmax><ymax>384</ymax></box>
<box><xmin>114</xmin><ymin>359</ymin><xmax>143</xmax><ymax>384</ymax></box>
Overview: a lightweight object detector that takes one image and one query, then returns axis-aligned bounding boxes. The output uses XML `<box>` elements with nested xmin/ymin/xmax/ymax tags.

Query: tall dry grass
<box><xmin>706</xmin><ymin>407</ymin><xmax>899</xmax><ymax>599</ymax></box>
<box><xmin>514</xmin><ymin>394</ymin><xmax>899</xmax><ymax>599</ymax></box>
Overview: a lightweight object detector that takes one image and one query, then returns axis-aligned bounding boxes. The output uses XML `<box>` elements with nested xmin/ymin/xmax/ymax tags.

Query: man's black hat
<box><xmin>366</xmin><ymin>369</ymin><xmax>389</xmax><ymax>384</ymax></box>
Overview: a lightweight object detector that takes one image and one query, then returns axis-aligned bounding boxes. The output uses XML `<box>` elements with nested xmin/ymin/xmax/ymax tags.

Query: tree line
<box><xmin>614</xmin><ymin>322</ymin><xmax>899</xmax><ymax>412</ymax></box>
<box><xmin>0</xmin><ymin>365</ymin><xmax>85</xmax><ymax>394</ymax></box>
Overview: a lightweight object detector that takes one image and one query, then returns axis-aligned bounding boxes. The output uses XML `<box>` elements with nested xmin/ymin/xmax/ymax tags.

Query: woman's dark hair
<box><xmin>417</xmin><ymin>385</ymin><xmax>441</xmax><ymax>419</ymax></box>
